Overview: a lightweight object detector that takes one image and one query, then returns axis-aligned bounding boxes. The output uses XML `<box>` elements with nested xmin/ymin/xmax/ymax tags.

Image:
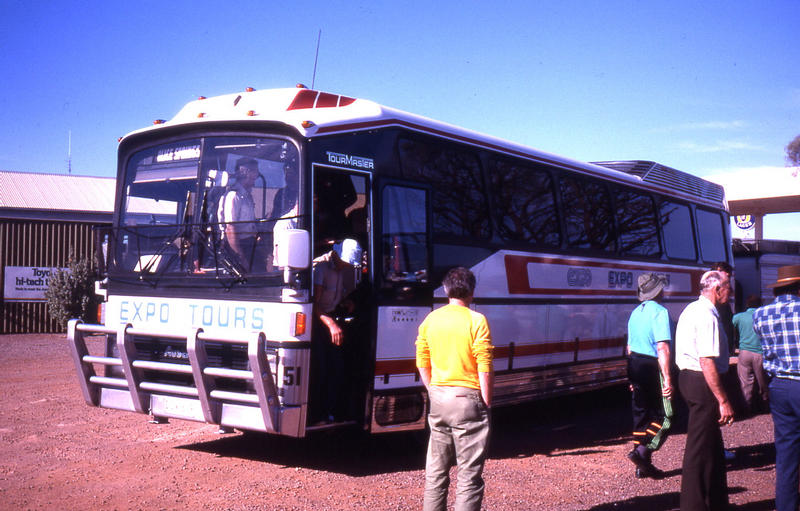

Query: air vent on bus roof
<box><xmin>287</xmin><ymin>89</ymin><xmax>356</xmax><ymax>110</ymax></box>
<box><xmin>592</xmin><ymin>160</ymin><xmax>725</xmax><ymax>204</ymax></box>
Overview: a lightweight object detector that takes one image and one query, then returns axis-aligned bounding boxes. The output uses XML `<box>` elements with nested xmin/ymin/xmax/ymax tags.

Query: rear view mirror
<box><xmin>274</xmin><ymin>229</ymin><xmax>310</xmax><ymax>270</ymax></box>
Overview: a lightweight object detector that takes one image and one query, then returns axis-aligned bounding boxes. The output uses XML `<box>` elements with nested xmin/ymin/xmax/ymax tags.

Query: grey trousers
<box><xmin>423</xmin><ymin>385</ymin><xmax>491</xmax><ymax>511</ymax></box>
<box><xmin>737</xmin><ymin>349</ymin><xmax>769</xmax><ymax>411</ymax></box>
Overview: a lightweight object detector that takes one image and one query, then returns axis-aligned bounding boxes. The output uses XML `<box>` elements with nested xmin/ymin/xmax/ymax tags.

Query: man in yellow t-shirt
<box><xmin>416</xmin><ymin>267</ymin><xmax>494</xmax><ymax>511</ymax></box>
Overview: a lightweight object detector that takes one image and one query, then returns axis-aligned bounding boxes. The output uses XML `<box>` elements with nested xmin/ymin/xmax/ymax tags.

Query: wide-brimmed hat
<box><xmin>637</xmin><ymin>273</ymin><xmax>668</xmax><ymax>301</ymax></box>
<box><xmin>767</xmin><ymin>264</ymin><xmax>800</xmax><ymax>288</ymax></box>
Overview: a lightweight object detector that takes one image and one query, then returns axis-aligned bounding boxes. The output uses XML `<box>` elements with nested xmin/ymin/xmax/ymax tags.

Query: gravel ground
<box><xmin>0</xmin><ymin>333</ymin><xmax>778</xmax><ymax>510</ymax></box>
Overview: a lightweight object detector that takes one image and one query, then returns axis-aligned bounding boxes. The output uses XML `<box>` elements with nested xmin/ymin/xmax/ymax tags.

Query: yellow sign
<box><xmin>735</xmin><ymin>214</ymin><xmax>755</xmax><ymax>230</ymax></box>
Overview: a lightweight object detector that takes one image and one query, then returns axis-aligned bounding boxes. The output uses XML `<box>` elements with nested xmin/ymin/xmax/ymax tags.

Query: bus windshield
<box><xmin>114</xmin><ymin>136</ymin><xmax>300</xmax><ymax>279</ymax></box>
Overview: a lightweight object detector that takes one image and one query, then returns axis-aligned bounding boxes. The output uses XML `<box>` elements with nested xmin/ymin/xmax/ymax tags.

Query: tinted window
<box><xmin>559</xmin><ymin>176</ymin><xmax>615</xmax><ymax>251</ymax></box>
<box><xmin>398</xmin><ymin>138</ymin><xmax>490</xmax><ymax>239</ymax></box>
<box><xmin>382</xmin><ymin>185</ymin><xmax>428</xmax><ymax>283</ymax></box>
<box><xmin>696</xmin><ymin>208</ymin><xmax>727</xmax><ymax>263</ymax></box>
<box><xmin>659</xmin><ymin>201</ymin><xmax>696</xmax><ymax>260</ymax></box>
<box><xmin>487</xmin><ymin>159</ymin><xmax>560</xmax><ymax>247</ymax></box>
<box><xmin>615</xmin><ymin>188</ymin><xmax>660</xmax><ymax>257</ymax></box>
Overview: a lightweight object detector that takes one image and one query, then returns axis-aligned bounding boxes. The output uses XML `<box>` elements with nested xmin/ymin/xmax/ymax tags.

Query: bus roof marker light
<box><xmin>197</xmin><ymin>112</ymin><xmax>206</xmax><ymax>118</ymax></box>
<box><xmin>153</xmin><ymin>119</ymin><xmax>166</xmax><ymax>125</ymax></box>
<box><xmin>245</xmin><ymin>87</ymin><xmax>255</xmax><ymax>92</ymax></box>
<box><xmin>246</xmin><ymin>110</ymin><xmax>256</xmax><ymax>117</ymax></box>
<box><xmin>198</xmin><ymin>96</ymin><xmax>206</xmax><ymax>100</ymax></box>
<box><xmin>296</xmin><ymin>83</ymin><xmax>307</xmax><ymax>89</ymax></box>
<box><xmin>301</xmin><ymin>120</ymin><xmax>315</xmax><ymax>128</ymax></box>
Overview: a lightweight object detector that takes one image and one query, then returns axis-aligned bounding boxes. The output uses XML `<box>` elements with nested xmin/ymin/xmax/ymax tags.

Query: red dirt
<box><xmin>0</xmin><ymin>334</ymin><xmax>777</xmax><ymax>510</ymax></box>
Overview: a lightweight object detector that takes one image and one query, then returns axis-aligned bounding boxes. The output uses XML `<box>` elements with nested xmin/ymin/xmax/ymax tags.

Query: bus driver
<box><xmin>218</xmin><ymin>158</ymin><xmax>260</xmax><ymax>271</ymax></box>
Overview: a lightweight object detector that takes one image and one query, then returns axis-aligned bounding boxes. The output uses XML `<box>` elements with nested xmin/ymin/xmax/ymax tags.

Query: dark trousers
<box><xmin>679</xmin><ymin>369</ymin><xmax>728</xmax><ymax>510</ymax></box>
<box><xmin>629</xmin><ymin>353</ymin><xmax>672</xmax><ymax>452</ymax></box>
<box><xmin>309</xmin><ymin>318</ymin><xmax>344</xmax><ymax>422</ymax></box>
<box><xmin>770</xmin><ymin>377</ymin><xmax>800</xmax><ymax>511</ymax></box>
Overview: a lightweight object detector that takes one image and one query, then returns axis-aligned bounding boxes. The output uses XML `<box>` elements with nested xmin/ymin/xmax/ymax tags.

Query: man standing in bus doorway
<box><xmin>676</xmin><ymin>270</ymin><xmax>734</xmax><ymax>511</ymax></box>
<box><xmin>311</xmin><ymin>238</ymin><xmax>363</xmax><ymax>424</ymax></box>
<box><xmin>219</xmin><ymin>157</ymin><xmax>259</xmax><ymax>271</ymax></box>
<box><xmin>416</xmin><ymin>267</ymin><xmax>494</xmax><ymax>511</ymax></box>
<box><xmin>752</xmin><ymin>265</ymin><xmax>800</xmax><ymax>511</ymax></box>
<box><xmin>626</xmin><ymin>273</ymin><xmax>673</xmax><ymax>479</ymax></box>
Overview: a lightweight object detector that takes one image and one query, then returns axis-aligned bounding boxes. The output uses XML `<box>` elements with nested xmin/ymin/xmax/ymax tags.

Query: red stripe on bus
<box><xmin>374</xmin><ymin>358</ymin><xmax>418</xmax><ymax>375</ymax></box>
<box><xmin>376</xmin><ymin>336</ymin><xmax>626</xmax><ymax>376</ymax></box>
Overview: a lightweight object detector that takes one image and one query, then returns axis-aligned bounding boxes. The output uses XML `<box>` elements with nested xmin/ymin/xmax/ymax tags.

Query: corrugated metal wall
<box><xmin>1</xmin><ymin>220</ymin><xmax>98</xmax><ymax>333</ymax></box>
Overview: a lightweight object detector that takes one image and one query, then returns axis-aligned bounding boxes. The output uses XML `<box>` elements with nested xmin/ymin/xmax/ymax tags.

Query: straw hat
<box><xmin>637</xmin><ymin>273</ymin><xmax>668</xmax><ymax>301</ymax></box>
<box><xmin>767</xmin><ymin>264</ymin><xmax>800</xmax><ymax>288</ymax></box>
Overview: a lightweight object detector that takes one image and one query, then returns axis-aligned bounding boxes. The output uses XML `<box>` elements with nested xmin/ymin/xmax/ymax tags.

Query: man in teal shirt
<box><xmin>734</xmin><ymin>294</ymin><xmax>768</xmax><ymax>414</ymax></box>
<box><xmin>626</xmin><ymin>273</ymin><xmax>674</xmax><ymax>479</ymax></box>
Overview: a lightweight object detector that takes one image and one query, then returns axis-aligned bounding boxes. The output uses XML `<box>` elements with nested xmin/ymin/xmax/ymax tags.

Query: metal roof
<box><xmin>0</xmin><ymin>170</ymin><xmax>115</xmax><ymax>218</ymax></box>
<box><xmin>729</xmin><ymin>196</ymin><xmax>800</xmax><ymax>216</ymax></box>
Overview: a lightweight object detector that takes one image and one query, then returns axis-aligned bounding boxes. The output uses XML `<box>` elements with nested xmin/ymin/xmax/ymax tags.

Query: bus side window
<box><xmin>696</xmin><ymin>208</ymin><xmax>728</xmax><ymax>263</ymax></box>
<box><xmin>398</xmin><ymin>138</ymin><xmax>490</xmax><ymax>240</ymax></box>
<box><xmin>487</xmin><ymin>158</ymin><xmax>560</xmax><ymax>247</ymax></box>
<box><xmin>382</xmin><ymin>185</ymin><xmax>428</xmax><ymax>283</ymax></box>
<box><xmin>615</xmin><ymin>188</ymin><xmax>660</xmax><ymax>257</ymax></box>
<box><xmin>659</xmin><ymin>201</ymin><xmax>696</xmax><ymax>261</ymax></box>
<box><xmin>559</xmin><ymin>176</ymin><xmax>616</xmax><ymax>252</ymax></box>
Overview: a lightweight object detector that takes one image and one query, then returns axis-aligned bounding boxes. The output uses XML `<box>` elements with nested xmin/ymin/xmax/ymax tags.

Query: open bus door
<box><xmin>309</xmin><ymin>166</ymin><xmax>373</xmax><ymax>427</ymax></box>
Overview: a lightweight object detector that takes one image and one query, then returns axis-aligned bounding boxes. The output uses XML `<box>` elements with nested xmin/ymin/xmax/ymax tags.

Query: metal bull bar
<box><xmin>67</xmin><ymin>319</ymin><xmax>288</xmax><ymax>434</ymax></box>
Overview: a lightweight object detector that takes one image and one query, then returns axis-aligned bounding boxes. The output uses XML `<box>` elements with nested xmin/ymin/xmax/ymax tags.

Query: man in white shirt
<box><xmin>218</xmin><ymin>158</ymin><xmax>259</xmax><ymax>271</ymax></box>
<box><xmin>675</xmin><ymin>270</ymin><xmax>735</xmax><ymax>510</ymax></box>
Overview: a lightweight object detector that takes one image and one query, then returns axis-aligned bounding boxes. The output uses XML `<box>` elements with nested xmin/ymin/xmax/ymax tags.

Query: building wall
<box><xmin>1</xmin><ymin>219</ymin><xmax>99</xmax><ymax>333</ymax></box>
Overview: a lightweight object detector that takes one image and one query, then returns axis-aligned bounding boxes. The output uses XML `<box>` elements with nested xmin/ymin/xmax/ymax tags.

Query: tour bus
<box><xmin>68</xmin><ymin>86</ymin><xmax>731</xmax><ymax>437</ymax></box>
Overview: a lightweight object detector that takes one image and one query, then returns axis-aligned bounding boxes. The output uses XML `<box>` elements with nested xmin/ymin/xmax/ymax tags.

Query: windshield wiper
<box><xmin>197</xmin><ymin>188</ymin><xmax>247</xmax><ymax>283</ymax></box>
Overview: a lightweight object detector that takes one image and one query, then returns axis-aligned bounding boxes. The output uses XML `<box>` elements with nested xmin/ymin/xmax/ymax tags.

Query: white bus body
<box><xmin>68</xmin><ymin>87</ymin><xmax>731</xmax><ymax>437</ymax></box>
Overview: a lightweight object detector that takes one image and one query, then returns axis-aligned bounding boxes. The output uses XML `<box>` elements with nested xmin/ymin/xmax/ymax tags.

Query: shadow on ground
<box><xmin>728</xmin><ymin>441</ymin><xmax>776</xmax><ymax>474</ymax></box>
<box><xmin>583</xmin><ymin>489</ymin><xmax>774</xmax><ymax>511</ymax></box>
<box><xmin>179</xmin><ymin>385</ymin><xmax>649</xmax><ymax>476</ymax></box>
<box><xmin>580</xmin><ymin>442</ymin><xmax>776</xmax><ymax>511</ymax></box>
<box><xmin>176</xmin><ymin>384</ymin><xmax>775</xmax><ymax>478</ymax></box>
<box><xmin>582</xmin><ymin>491</ymin><xmax>774</xmax><ymax>511</ymax></box>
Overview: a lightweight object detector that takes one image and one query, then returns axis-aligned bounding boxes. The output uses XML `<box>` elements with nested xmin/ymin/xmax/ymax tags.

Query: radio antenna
<box><xmin>67</xmin><ymin>130</ymin><xmax>72</xmax><ymax>175</ymax></box>
<box><xmin>311</xmin><ymin>29</ymin><xmax>322</xmax><ymax>89</ymax></box>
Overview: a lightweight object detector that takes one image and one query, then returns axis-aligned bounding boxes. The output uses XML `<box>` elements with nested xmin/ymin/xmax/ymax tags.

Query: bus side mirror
<box><xmin>275</xmin><ymin>229</ymin><xmax>310</xmax><ymax>270</ymax></box>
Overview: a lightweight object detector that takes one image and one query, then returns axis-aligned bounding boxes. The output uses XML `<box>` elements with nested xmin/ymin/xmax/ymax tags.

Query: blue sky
<box><xmin>1</xmin><ymin>1</ymin><xmax>798</xmax><ymax>239</ymax></box>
